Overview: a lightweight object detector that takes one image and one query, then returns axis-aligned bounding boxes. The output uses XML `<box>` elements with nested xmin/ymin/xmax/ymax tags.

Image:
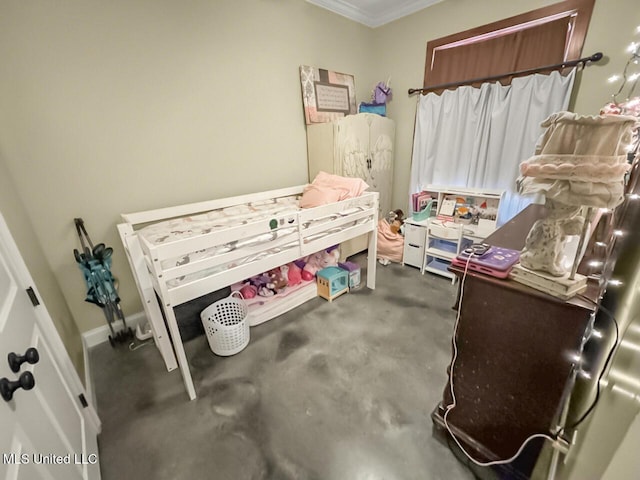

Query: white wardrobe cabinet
<box><xmin>307</xmin><ymin>113</ymin><xmax>395</xmax><ymax>218</ymax></box>
<box><xmin>307</xmin><ymin>113</ymin><xmax>395</xmax><ymax>259</ymax></box>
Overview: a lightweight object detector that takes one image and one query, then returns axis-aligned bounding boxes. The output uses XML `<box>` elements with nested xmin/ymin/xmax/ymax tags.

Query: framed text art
<box><xmin>300</xmin><ymin>65</ymin><xmax>356</xmax><ymax>124</ymax></box>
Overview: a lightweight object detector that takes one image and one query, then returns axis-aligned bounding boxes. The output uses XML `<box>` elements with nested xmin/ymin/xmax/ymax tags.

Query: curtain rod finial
<box><xmin>591</xmin><ymin>52</ymin><xmax>603</xmax><ymax>62</ymax></box>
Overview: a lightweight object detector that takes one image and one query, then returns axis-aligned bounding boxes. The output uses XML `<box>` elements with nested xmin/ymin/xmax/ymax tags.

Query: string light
<box><xmin>579</xmin><ymin>370</ymin><xmax>592</xmax><ymax>380</ymax></box>
<box><xmin>609</xmin><ymin>26</ymin><xmax>640</xmax><ymax>106</ymax></box>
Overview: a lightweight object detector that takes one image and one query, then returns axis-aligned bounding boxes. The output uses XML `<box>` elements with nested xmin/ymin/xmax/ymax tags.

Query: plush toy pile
<box><xmin>233</xmin><ymin>247</ymin><xmax>340</xmax><ymax>298</ymax></box>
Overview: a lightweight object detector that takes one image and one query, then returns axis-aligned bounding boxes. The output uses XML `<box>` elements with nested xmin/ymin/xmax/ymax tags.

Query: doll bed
<box><xmin>117</xmin><ymin>184</ymin><xmax>379</xmax><ymax>400</ymax></box>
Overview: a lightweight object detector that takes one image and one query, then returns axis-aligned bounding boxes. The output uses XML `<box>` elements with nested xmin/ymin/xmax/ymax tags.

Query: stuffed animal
<box><xmin>283</xmin><ymin>262</ymin><xmax>302</xmax><ymax>286</ymax></box>
<box><xmin>239</xmin><ymin>283</ymin><xmax>257</xmax><ymax>299</ymax></box>
<box><xmin>249</xmin><ymin>274</ymin><xmax>275</xmax><ymax>297</ymax></box>
<box><xmin>372</xmin><ymin>79</ymin><xmax>392</xmax><ymax>105</ymax></box>
<box><xmin>266</xmin><ymin>267</ymin><xmax>288</xmax><ymax>294</ymax></box>
<box><xmin>301</xmin><ymin>248</ymin><xmax>340</xmax><ymax>281</ymax></box>
<box><xmin>389</xmin><ymin>209</ymin><xmax>404</xmax><ymax>234</ymax></box>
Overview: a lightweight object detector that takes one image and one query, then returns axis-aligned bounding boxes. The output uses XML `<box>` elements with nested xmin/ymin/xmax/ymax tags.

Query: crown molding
<box><xmin>306</xmin><ymin>0</ymin><xmax>443</xmax><ymax>28</ymax></box>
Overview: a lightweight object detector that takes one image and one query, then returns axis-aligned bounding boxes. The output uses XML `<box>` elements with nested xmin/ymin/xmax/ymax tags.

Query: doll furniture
<box><xmin>316</xmin><ymin>266</ymin><xmax>349</xmax><ymax>302</ymax></box>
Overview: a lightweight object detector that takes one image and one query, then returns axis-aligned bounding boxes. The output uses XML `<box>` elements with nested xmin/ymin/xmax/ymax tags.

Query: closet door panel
<box><xmin>368</xmin><ymin>115</ymin><xmax>395</xmax><ymax>216</ymax></box>
<box><xmin>370</xmin><ymin>133</ymin><xmax>394</xmax><ymax>216</ymax></box>
<box><xmin>339</xmin><ymin>135</ymin><xmax>368</xmax><ymax>180</ymax></box>
<box><xmin>335</xmin><ymin>115</ymin><xmax>369</xmax><ymax>179</ymax></box>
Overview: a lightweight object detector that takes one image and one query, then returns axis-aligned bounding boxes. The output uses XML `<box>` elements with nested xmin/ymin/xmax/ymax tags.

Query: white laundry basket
<box><xmin>200</xmin><ymin>291</ymin><xmax>250</xmax><ymax>356</ymax></box>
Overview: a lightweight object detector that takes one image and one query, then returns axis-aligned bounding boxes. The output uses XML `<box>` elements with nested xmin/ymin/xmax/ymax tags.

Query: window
<box><xmin>423</xmin><ymin>0</ymin><xmax>595</xmax><ymax>89</ymax></box>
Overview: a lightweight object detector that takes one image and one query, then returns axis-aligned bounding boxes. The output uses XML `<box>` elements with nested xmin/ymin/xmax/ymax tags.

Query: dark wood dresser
<box><xmin>431</xmin><ymin>204</ymin><xmax>601</xmax><ymax>478</ymax></box>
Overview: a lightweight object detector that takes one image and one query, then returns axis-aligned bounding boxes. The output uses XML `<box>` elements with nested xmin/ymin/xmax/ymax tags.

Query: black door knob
<box><xmin>0</xmin><ymin>371</ymin><xmax>36</xmax><ymax>402</ymax></box>
<box><xmin>8</xmin><ymin>347</ymin><xmax>39</xmax><ymax>373</ymax></box>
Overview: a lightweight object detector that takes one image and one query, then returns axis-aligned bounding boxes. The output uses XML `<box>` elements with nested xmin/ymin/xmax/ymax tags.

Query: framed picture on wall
<box><xmin>300</xmin><ymin>65</ymin><xmax>356</xmax><ymax>124</ymax></box>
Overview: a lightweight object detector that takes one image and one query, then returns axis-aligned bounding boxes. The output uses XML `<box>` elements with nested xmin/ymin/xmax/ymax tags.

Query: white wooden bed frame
<box><xmin>117</xmin><ymin>185</ymin><xmax>378</xmax><ymax>400</ymax></box>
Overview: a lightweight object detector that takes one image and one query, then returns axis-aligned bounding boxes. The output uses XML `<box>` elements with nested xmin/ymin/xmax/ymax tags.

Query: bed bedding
<box><xmin>138</xmin><ymin>197</ymin><xmax>369</xmax><ymax>288</ymax></box>
<box><xmin>118</xmin><ymin>180</ymin><xmax>379</xmax><ymax>401</ymax></box>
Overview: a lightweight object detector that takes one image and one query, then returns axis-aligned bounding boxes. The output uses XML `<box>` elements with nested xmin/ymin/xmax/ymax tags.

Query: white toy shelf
<box><xmin>403</xmin><ymin>185</ymin><xmax>504</xmax><ymax>282</ymax></box>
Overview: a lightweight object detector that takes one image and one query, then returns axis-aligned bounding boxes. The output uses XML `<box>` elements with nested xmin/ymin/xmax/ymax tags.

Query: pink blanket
<box><xmin>376</xmin><ymin>219</ymin><xmax>404</xmax><ymax>263</ymax></box>
<box><xmin>299</xmin><ymin>172</ymin><xmax>370</xmax><ymax>208</ymax></box>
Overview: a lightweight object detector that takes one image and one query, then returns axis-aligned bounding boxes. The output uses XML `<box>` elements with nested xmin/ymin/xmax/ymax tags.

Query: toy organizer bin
<box><xmin>412</xmin><ymin>199</ymin><xmax>434</xmax><ymax>221</ymax></box>
<box><xmin>200</xmin><ymin>291</ymin><xmax>249</xmax><ymax>356</ymax></box>
<box><xmin>338</xmin><ymin>261</ymin><xmax>361</xmax><ymax>289</ymax></box>
<box><xmin>317</xmin><ymin>266</ymin><xmax>349</xmax><ymax>302</ymax></box>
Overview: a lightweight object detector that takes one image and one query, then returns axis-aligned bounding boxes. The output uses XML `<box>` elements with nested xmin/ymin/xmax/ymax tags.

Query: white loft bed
<box><xmin>117</xmin><ymin>184</ymin><xmax>379</xmax><ymax>400</ymax></box>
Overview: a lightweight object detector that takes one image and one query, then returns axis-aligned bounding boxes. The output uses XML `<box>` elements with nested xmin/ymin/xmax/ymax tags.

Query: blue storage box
<box><xmin>358</xmin><ymin>102</ymin><xmax>386</xmax><ymax>116</ymax></box>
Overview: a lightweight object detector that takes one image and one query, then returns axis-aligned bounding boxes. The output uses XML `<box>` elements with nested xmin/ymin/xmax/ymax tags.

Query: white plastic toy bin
<box><xmin>200</xmin><ymin>291</ymin><xmax>250</xmax><ymax>356</ymax></box>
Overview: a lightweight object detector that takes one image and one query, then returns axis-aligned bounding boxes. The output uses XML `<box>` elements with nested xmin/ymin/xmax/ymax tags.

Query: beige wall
<box><xmin>0</xmin><ymin>0</ymin><xmax>374</xmax><ymax>337</ymax></box>
<box><xmin>0</xmin><ymin>154</ymin><xmax>84</xmax><ymax>378</ymax></box>
<box><xmin>0</xmin><ymin>0</ymin><xmax>638</xmax><ymax>376</ymax></box>
<box><xmin>373</xmin><ymin>0</ymin><xmax>640</xmax><ymax>211</ymax></box>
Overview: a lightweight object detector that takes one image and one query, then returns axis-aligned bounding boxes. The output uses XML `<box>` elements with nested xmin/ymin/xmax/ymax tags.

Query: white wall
<box><xmin>0</xmin><ymin>0</ymin><xmax>374</xmax><ymax>335</ymax></box>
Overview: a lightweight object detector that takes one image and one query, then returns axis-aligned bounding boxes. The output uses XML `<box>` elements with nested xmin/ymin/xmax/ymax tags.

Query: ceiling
<box><xmin>305</xmin><ymin>0</ymin><xmax>444</xmax><ymax>28</ymax></box>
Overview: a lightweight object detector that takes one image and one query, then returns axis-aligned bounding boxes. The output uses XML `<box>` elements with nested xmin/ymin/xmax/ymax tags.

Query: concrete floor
<box><xmin>90</xmin><ymin>255</ymin><xmax>476</xmax><ymax>480</ymax></box>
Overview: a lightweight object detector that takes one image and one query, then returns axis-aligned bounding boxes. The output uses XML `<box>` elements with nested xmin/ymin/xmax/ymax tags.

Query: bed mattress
<box><xmin>137</xmin><ymin>195</ymin><xmax>370</xmax><ymax>287</ymax></box>
<box><xmin>139</xmin><ymin>195</ymin><xmax>301</xmax><ymax>245</ymax></box>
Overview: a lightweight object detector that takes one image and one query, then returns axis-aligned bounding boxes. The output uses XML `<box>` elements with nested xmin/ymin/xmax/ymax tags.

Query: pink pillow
<box><xmin>300</xmin><ymin>172</ymin><xmax>370</xmax><ymax>208</ymax></box>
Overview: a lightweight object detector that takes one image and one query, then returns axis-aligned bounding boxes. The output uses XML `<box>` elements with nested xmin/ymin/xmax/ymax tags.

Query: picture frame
<box><xmin>300</xmin><ymin>65</ymin><xmax>356</xmax><ymax>124</ymax></box>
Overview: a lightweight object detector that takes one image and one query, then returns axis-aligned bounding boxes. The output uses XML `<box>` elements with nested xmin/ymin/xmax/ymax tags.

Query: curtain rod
<box><xmin>408</xmin><ymin>52</ymin><xmax>603</xmax><ymax>95</ymax></box>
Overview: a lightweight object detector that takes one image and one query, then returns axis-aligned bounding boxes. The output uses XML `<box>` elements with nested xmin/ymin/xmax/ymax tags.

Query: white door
<box><xmin>0</xmin><ymin>216</ymin><xmax>101</xmax><ymax>479</ymax></box>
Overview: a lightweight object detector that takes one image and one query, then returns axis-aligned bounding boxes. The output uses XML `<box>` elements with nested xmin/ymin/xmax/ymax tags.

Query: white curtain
<box><xmin>410</xmin><ymin>69</ymin><xmax>576</xmax><ymax>225</ymax></box>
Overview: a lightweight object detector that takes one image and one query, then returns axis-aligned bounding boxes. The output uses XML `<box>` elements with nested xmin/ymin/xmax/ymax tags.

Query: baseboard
<box><xmin>81</xmin><ymin>311</ymin><xmax>147</xmax><ymax>349</ymax></box>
